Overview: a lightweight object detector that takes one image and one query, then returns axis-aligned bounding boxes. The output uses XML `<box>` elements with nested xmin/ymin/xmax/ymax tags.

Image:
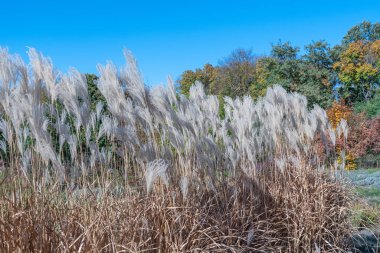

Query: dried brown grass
<box><xmin>0</xmin><ymin>164</ymin><xmax>353</xmax><ymax>252</ymax></box>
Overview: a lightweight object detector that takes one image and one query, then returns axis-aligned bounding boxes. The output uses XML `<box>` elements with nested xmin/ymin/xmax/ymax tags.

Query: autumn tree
<box><xmin>212</xmin><ymin>48</ymin><xmax>257</xmax><ymax>97</ymax></box>
<box><xmin>327</xmin><ymin>100</ymin><xmax>380</xmax><ymax>169</ymax></box>
<box><xmin>177</xmin><ymin>49</ymin><xmax>257</xmax><ymax>99</ymax></box>
<box><xmin>177</xmin><ymin>63</ymin><xmax>217</xmax><ymax>96</ymax></box>
<box><xmin>346</xmin><ymin>114</ymin><xmax>378</xmax><ymax>157</ymax></box>
<box><xmin>333</xmin><ymin>40</ymin><xmax>380</xmax><ymax>103</ymax></box>
<box><xmin>250</xmin><ymin>57</ymin><xmax>277</xmax><ymax>100</ymax></box>
<box><xmin>326</xmin><ymin>101</ymin><xmax>357</xmax><ymax>169</ymax></box>
<box><xmin>327</xmin><ymin>100</ymin><xmax>353</xmax><ymax>129</ymax></box>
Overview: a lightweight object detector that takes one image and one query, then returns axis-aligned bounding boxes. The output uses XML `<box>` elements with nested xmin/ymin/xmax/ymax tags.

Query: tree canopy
<box><xmin>334</xmin><ymin>40</ymin><xmax>380</xmax><ymax>103</ymax></box>
<box><xmin>176</xmin><ymin>21</ymin><xmax>380</xmax><ymax>109</ymax></box>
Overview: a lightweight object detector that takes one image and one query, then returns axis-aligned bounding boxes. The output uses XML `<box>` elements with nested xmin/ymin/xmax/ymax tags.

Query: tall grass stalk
<box><xmin>0</xmin><ymin>47</ymin><xmax>354</xmax><ymax>252</ymax></box>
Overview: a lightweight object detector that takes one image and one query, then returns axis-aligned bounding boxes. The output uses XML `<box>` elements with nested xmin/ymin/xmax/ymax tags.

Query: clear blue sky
<box><xmin>1</xmin><ymin>0</ymin><xmax>380</xmax><ymax>86</ymax></box>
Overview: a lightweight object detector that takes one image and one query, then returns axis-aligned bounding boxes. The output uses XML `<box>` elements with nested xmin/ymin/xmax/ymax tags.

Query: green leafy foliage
<box><xmin>253</xmin><ymin>41</ymin><xmax>334</xmax><ymax>108</ymax></box>
<box><xmin>86</xmin><ymin>74</ymin><xmax>107</xmax><ymax>110</ymax></box>
<box><xmin>342</xmin><ymin>21</ymin><xmax>380</xmax><ymax>46</ymax></box>
<box><xmin>271</xmin><ymin>40</ymin><xmax>299</xmax><ymax>60</ymax></box>
<box><xmin>355</xmin><ymin>93</ymin><xmax>380</xmax><ymax>118</ymax></box>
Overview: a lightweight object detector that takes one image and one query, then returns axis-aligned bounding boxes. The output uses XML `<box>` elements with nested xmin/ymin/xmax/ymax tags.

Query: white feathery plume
<box><xmin>145</xmin><ymin>159</ymin><xmax>169</xmax><ymax>193</ymax></box>
<box><xmin>340</xmin><ymin>150</ymin><xmax>346</xmax><ymax>170</ymax></box>
<box><xmin>0</xmin><ymin>47</ymin><xmax>15</xmax><ymax>87</ymax></box>
<box><xmin>68</xmin><ymin>134</ymin><xmax>78</xmax><ymax>161</ymax></box>
<box><xmin>167</xmin><ymin>76</ymin><xmax>178</xmax><ymax>107</ymax></box>
<box><xmin>42</xmin><ymin>118</ymin><xmax>50</xmax><ymax>132</ymax></box>
<box><xmin>27</xmin><ymin>48</ymin><xmax>59</xmax><ymax>101</ymax></box>
<box><xmin>89</xmin><ymin>112</ymin><xmax>97</xmax><ymax>131</ymax></box>
<box><xmin>97</xmin><ymin>62</ymin><xmax>126</xmax><ymax>115</ymax></box>
<box><xmin>0</xmin><ymin>48</ymin><xmax>28</xmax><ymax>91</ymax></box>
<box><xmin>122</xmin><ymin>49</ymin><xmax>147</xmax><ymax>107</ymax></box>
<box><xmin>0</xmin><ymin>140</ymin><xmax>6</xmax><ymax>153</ymax></box>
<box><xmin>85</xmin><ymin>126</ymin><xmax>91</xmax><ymax>146</ymax></box>
<box><xmin>21</xmin><ymin>148</ymin><xmax>31</xmax><ymax>174</ymax></box>
<box><xmin>247</xmin><ymin>229</ymin><xmax>254</xmax><ymax>246</ymax></box>
<box><xmin>337</xmin><ymin>119</ymin><xmax>348</xmax><ymax>140</ymax></box>
<box><xmin>0</xmin><ymin>118</ymin><xmax>12</xmax><ymax>144</ymax></box>
<box><xmin>180</xmin><ymin>176</ymin><xmax>189</xmax><ymax>200</ymax></box>
<box><xmin>275</xmin><ymin>157</ymin><xmax>286</xmax><ymax>173</ymax></box>
<box><xmin>95</xmin><ymin>101</ymin><xmax>104</xmax><ymax>119</ymax></box>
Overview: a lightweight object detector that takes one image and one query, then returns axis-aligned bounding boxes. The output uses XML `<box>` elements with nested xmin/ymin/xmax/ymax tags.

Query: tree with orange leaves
<box><xmin>327</xmin><ymin>101</ymin><xmax>353</xmax><ymax>128</ymax></box>
<box><xmin>327</xmin><ymin>101</ymin><xmax>357</xmax><ymax>169</ymax></box>
<box><xmin>333</xmin><ymin>40</ymin><xmax>380</xmax><ymax>104</ymax></box>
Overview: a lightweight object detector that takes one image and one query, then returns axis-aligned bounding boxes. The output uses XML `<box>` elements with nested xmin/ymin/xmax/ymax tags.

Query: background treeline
<box><xmin>84</xmin><ymin>21</ymin><xmax>380</xmax><ymax>169</ymax></box>
<box><xmin>176</xmin><ymin>21</ymin><xmax>380</xmax><ymax>169</ymax></box>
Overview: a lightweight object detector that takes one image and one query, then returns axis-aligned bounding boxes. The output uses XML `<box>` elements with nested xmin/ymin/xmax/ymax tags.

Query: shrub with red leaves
<box><xmin>345</xmin><ymin>114</ymin><xmax>380</xmax><ymax>160</ymax></box>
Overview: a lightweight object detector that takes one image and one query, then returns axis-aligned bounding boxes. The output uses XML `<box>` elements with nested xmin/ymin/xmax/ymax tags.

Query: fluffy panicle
<box><xmin>122</xmin><ymin>49</ymin><xmax>147</xmax><ymax>107</ymax></box>
<box><xmin>27</xmin><ymin>48</ymin><xmax>59</xmax><ymax>101</ymax></box>
<box><xmin>145</xmin><ymin>159</ymin><xmax>169</xmax><ymax>193</ymax></box>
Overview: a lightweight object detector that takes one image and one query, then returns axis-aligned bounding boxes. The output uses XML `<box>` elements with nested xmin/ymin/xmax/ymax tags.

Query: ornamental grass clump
<box><xmin>0</xmin><ymin>47</ymin><xmax>354</xmax><ymax>252</ymax></box>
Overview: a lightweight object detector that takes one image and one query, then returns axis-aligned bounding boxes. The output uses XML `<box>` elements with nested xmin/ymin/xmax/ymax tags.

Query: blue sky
<box><xmin>1</xmin><ymin>0</ymin><xmax>380</xmax><ymax>86</ymax></box>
